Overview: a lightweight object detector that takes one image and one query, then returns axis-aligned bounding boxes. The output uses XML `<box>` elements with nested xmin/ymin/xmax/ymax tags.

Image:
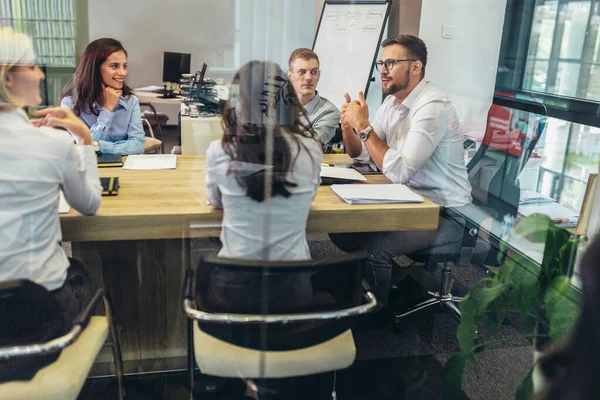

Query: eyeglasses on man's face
<box><xmin>375</xmin><ymin>59</ymin><xmax>416</xmax><ymax>72</ymax></box>
<box><xmin>294</xmin><ymin>68</ymin><xmax>320</xmax><ymax>77</ymax></box>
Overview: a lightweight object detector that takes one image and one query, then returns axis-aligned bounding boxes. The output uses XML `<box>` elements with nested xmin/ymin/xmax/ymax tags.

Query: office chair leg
<box><xmin>105</xmin><ymin>297</ymin><xmax>125</xmax><ymax>400</ymax></box>
<box><xmin>188</xmin><ymin>319</ymin><xmax>195</xmax><ymax>399</ymax></box>
<box><xmin>395</xmin><ymin>262</ymin><xmax>462</xmax><ymax>323</ymax></box>
<box><xmin>395</xmin><ymin>297</ymin><xmax>442</xmax><ymax>320</ymax></box>
<box><xmin>444</xmin><ymin>300</ymin><xmax>462</xmax><ymax>323</ymax></box>
<box><xmin>331</xmin><ymin>370</ymin><xmax>337</xmax><ymax>400</ymax></box>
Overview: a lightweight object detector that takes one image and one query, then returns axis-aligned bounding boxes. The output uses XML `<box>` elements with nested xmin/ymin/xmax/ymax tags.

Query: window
<box><xmin>523</xmin><ymin>0</ymin><xmax>599</xmax><ymax>101</ymax></box>
<box><xmin>496</xmin><ymin>0</ymin><xmax>600</xmax><ymax>211</ymax></box>
<box><xmin>0</xmin><ymin>0</ymin><xmax>77</xmax><ymax>67</ymax></box>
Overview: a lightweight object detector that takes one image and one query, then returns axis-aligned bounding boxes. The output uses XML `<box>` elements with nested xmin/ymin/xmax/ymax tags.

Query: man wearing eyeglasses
<box><xmin>287</xmin><ymin>48</ymin><xmax>340</xmax><ymax>148</ymax></box>
<box><xmin>331</xmin><ymin>35</ymin><xmax>471</xmax><ymax>308</ymax></box>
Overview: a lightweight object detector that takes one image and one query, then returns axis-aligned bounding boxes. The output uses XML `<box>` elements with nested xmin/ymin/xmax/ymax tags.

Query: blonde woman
<box><xmin>0</xmin><ymin>27</ymin><xmax>102</xmax><ymax>381</ymax></box>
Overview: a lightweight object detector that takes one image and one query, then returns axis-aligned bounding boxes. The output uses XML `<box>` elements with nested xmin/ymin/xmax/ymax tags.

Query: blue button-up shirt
<box><xmin>61</xmin><ymin>94</ymin><xmax>145</xmax><ymax>155</ymax></box>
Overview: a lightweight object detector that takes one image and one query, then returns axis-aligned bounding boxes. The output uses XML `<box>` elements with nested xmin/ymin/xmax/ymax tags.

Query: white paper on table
<box><xmin>320</xmin><ymin>166</ymin><xmax>367</xmax><ymax>182</ymax></box>
<box><xmin>331</xmin><ymin>184</ymin><xmax>424</xmax><ymax>204</ymax></box>
<box><xmin>122</xmin><ymin>155</ymin><xmax>177</xmax><ymax>170</ymax></box>
<box><xmin>59</xmin><ymin>191</ymin><xmax>71</xmax><ymax>214</ymax></box>
<box><xmin>518</xmin><ymin>201</ymin><xmax>579</xmax><ymax>225</ymax></box>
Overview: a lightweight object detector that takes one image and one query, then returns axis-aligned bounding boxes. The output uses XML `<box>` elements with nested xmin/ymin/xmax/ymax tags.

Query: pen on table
<box><xmin>553</xmin><ymin>218</ymin><xmax>575</xmax><ymax>224</ymax></box>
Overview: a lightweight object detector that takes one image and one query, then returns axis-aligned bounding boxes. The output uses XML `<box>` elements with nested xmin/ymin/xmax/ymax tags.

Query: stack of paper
<box><xmin>519</xmin><ymin>201</ymin><xmax>579</xmax><ymax>227</ymax></box>
<box><xmin>331</xmin><ymin>184</ymin><xmax>424</xmax><ymax>204</ymax></box>
<box><xmin>320</xmin><ymin>166</ymin><xmax>367</xmax><ymax>182</ymax></box>
<box><xmin>519</xmin><ymin>190</ymin><xmax>554</xmax><ymax>205</ymax></box>
<box><xmin>123</xmin><ymin>155</ymin><xmax>177</xmax><ymax>170</ymax></box>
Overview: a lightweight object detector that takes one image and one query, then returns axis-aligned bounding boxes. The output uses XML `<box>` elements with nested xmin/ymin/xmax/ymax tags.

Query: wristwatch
<box><xmin>358</xmin><ymin>125</ymin><xmax>373</xmax><ymax>142</ymax></box>
<box><xmin>93</xmin><ymin>140</ymin><xmax>100</xmax><ymax>154</ymax></box>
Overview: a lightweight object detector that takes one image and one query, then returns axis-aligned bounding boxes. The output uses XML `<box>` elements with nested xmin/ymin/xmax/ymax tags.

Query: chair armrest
<box><xmin>183</xmin><ymin>291</ymin><xmax>377</xmax><ymax>325</ymax></box>
<box><xmin>182</xmin><ymin>268</ymin><xmax>195</xmax><ymax>302</ymax></box>
<box><xmin>73</xmin><ymin>288</ymin><xmax>104</xmax><ymax>329</ymax></box>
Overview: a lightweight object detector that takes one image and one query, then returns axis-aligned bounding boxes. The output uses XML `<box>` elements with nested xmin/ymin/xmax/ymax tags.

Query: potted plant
<box><xmin>443</xmin><ymin>214</ymin><xmax>583</xmax><ymax>399</ymax></box>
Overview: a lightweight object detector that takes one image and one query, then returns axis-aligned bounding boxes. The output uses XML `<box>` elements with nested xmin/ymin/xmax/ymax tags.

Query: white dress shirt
<box><xmin>0</xmin><ymin>109</ymin><xmax>102</xmax><ymax>290</ymax></box>
<box><xmin>206</xmin><ymin>131</ymin><xmax>323</xmax><ymax>261</ymax></box>
<box><xmin>355</xmin><ymin>80</ymin><xmax>472</xmax><ymax>207</ymax></box>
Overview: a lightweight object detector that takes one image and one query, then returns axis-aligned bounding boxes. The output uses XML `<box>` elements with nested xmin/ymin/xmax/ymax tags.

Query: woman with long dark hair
<box><xmin>206</xmin><ymin>60</ymin><xmax>322</xmax><ymax>261</ymax></box>
<box><xmin>204</xmin><ymin>60</ymin><xmax>323</xmax><ymax>399</ymax></box>
<box><xmin>60</xmin><ymin>38</ymin><xmax>145</xmax><ymax>155</ymax></box>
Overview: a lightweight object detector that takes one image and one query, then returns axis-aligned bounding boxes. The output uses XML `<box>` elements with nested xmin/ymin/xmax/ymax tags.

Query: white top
<box><xmin>355</xmin><ymin>80</ymin><xmax>472</xmax><ymax>207</ymax></box>
<box><xmin>0</xmin><ymin>109</ymin><xmax>102</xmax><ymax>290</ymax></box>
<box><xmin>206</xmin><ymin>131</ymin><xmax>323</xmax><ymax>261</ymax></box>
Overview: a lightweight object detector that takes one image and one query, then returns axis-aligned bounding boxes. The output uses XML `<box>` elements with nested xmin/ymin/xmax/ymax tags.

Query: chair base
<box><xmin>394</xmin><ymin>262</ymin><xmax>462</xmax><ymax>324</ymax></box>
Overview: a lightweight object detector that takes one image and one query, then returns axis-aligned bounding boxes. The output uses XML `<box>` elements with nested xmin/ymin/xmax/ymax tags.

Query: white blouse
<box><xmin>0</xmin><ymin>109</ymin><xmax>102</xmax><ymax>290</ymax></box>
<box><xmin>206</xmin><ymin>131</ymin><xmax>323</xmax><ymax>261</ymax></box>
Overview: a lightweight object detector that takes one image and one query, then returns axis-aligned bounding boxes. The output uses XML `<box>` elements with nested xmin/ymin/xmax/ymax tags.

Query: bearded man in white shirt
<box><xmin>330</xmin><ymin>35</ymin><xmax>472</xmax><ymax>306</ymax></box>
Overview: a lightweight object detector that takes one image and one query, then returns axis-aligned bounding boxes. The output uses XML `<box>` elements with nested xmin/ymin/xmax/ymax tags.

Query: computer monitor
<box><xmin>188</xmin><ymin>63</ymin><xmax>208</xmax><ymax>101</ymax></box>
<box><xmin>195</xmin><ymin>63</ymin><xmax>207</xmax><ymax>85</ymax></box>
<box><xmin>162</xmin><ymin>52</ymin><xmax>191</xmax><ymax>83</ymax></box>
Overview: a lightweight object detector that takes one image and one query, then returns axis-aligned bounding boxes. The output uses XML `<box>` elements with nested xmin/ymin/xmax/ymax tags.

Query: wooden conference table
<box><xmin>60</xmin><ymin>154</ymin><xmax>439</xmax><ymax>374</ymax></box>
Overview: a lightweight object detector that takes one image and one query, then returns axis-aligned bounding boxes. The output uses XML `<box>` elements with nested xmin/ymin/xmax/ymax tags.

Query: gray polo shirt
<box><xmin>301</xmin><ymin>91</ymin><xmax>340</xmax><ymax>148</ymax></box>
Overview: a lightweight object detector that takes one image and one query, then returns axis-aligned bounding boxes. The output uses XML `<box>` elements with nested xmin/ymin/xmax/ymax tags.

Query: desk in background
<box><xmin>180</xmin><ymin>104</ymin><xmax>222</xmax><ymax>155</ymax></box>
<box><xmin>60</xmin><ymin>155</ymin><xmax>439</xmax><ymax>374</ymax></box>
<box><xmin>134</xmin><ymin>91</ymin><xmax>186</xmax><ymax>105</ymax></box>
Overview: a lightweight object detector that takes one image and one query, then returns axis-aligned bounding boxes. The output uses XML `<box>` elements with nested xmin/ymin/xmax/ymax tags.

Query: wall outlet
<box><xmin>442</xmin><ymin>25</ymin><xmax>456</xmax><ymax>39</ymax></box>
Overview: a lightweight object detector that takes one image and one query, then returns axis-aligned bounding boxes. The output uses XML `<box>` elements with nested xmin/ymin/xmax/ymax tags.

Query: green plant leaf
<box><xmin>443</xmin><ymin>353</ymin><xmax>469</xmax><ymax>400</ymax></box>
<box><xmin>457</xmin><ymin>280</ymin><xmax>509</xmax><ymax>352</ymax></box>
<box><xmin>544</xmin><ymin>277</ymin><xmax>582</xmax><ymax>343</ymax></box>
<box><xmin>483</xmin><ymin>292</ymin><xmax>509</xmax><ymax>335</ymax></box>
<box><xmin>515</xmin><ymin>367</ymin><xmax>534</xmax><ymax>400</ymax></box>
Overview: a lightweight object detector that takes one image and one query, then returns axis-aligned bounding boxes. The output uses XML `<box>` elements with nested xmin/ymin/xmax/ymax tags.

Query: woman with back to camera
<box><xmin>204</xmin><ymin>59</ymin><xmax>323</xmax><ymax>399</ymax></box>
<box><xmin>206</xmin><ymin>59</ymin><xmax>323</xmax><ymax>264</ymax></box>
<box><xmin>0</xmin><ymin>27</ymin><xmax>102</xmax><ymax>381</ymax></box>
<box><xmin>60</xmin><ymin>38</ymin><xmax>145</xmax><ymax>155</ymax></box>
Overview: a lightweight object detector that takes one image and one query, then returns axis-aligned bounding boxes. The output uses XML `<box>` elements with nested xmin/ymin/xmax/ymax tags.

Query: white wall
<box><xmin>238</xmin><ymin>0</ymin><xmax>317</xmax><ymax>68</ymax></box>
<box><xmin>419</xmin><ymin>0</ymin><xmax>507</xmax><ymax>136</ymax></box>
<box><xmin>88</xmin><ymin>0</ymin><xmax>317</xmax><ymax>122</ymax></box>
<box><xmin>88</xmin><ymin>0</ymin><xmax>237</xmax><ymax>122</ymax></box>
<box><xmin>88</xmin><ymin>0</ymin><xmax>236</xmax><ymax>88</ymax></box>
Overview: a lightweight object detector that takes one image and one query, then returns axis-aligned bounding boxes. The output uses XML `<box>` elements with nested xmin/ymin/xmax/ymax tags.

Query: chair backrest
<box><xmin>183</xmin><ymin>252</ymin><xmax>376</xmax><ymax>351</ymax></box>
<box><xmin>0</xmin><ymin>281</ymin><xmax>103</xmax><ymax>358</ymax></box>
<box><xmin>467</xmin><ymin>98</ymin><xmax>547</xmax><ymax>220</ymax></box>
<box><xmin>0</xmin><ymin>280</ymin><xmax>62</xmax><ymax>348</ymax></box>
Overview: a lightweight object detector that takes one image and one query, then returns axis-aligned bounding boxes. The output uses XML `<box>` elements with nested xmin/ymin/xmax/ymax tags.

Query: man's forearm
<box><xmin>364</xmin><ymin>133</ymin><xmax>389</xmax><ymax>170</ymax></box>
<box><xmin>342</xmin><ymin>125</ymin><xmax>363</xmax><ymax>158</ymax></box>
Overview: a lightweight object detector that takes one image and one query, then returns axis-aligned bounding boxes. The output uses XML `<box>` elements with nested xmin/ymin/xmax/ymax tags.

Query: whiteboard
<box><xmin>313</xmin><ymin>1</ymin><xmax>390</xmax><ymax>109</ymax></box>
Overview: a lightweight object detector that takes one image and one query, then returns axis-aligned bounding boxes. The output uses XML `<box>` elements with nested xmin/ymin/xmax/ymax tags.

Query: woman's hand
<box><xmin>102</xmin><ymin>84</ymin><xmax>122</xmax><ymax>112</ymax></box>
<box><xmin>33</xmin><ymin>107</ymin><xmax>93</xmax><ymax>145</ymax></box>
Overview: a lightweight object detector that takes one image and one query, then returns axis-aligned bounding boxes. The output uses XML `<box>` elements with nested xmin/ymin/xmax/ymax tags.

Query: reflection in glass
<box><xmin>556</xmin><ymin>61</ymin><xmax>581</xmax><ymax>97</ymax></box>
<box><xmin>559</xmin><ymin>1</ymin><xmax>591</xmax><ymax>59</ymax></box>
<box><xmin>587</xmin><ymin>64</ymin><xmax>600</xmax><ymax>100</ymax></box>
<box><xmin>524</xmin><ymin>60</ymin><xmax>549</xmax><ymax>92</ymax></box>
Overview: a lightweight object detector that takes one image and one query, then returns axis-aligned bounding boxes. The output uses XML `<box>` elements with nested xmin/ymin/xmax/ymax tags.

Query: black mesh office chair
<box><xmin>0</xmin><ymin>281</ymin><xmax>124</xmax><ymax>400</ymax></box>
<box><xmin>182</xmin><ymin>252</ymin><xmax>376</xmax><ymax>399</ymax></box>
<box><xmin>393</xmin><ymin>98</ymin><xmax>548</xmax><ymax>328</ymax></box>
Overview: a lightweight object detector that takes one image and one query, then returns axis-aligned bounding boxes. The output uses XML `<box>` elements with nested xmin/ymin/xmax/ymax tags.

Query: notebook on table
<box><xmin>97</xmin><ymin>153</ymin><xmax>124</xmax><ymax>168</ymax></box>
<box><xmin>320</xmin><ymin>166</ymin><xmax>367</xmax><ymax>185</ymax></box>
<box><xmin>100</xmin><ymin>177</ymin><xmax>119</xmax><ymax>196</ymax></box>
